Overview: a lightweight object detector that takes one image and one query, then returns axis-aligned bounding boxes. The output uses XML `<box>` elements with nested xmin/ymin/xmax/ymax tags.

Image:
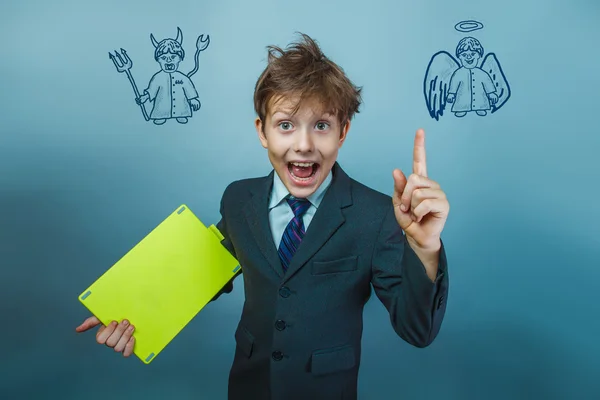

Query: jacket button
<box><xmin>272</xmin><ymin>351</ymin><xmax>283</xmax><ymax>361</ymax></box>
<box><xmin>279</xmin><ymin>286</ymin><xmax>291</xmax><ymax>298</ymax></box>
<box><xmin>275</xmin><ymin>320</ymin><xmax>286</xmax><ymax>331</ymax></box>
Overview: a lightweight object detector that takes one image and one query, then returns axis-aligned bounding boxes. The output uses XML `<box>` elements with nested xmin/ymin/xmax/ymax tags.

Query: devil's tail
<box><xmin>187</xmin><ymin>43</ymin><xmax>201</xmax><ymax>78</ymax></box>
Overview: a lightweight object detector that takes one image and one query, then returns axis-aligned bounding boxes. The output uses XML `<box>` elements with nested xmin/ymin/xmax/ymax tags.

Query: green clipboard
<box><xmin>78</xmin><ymin>204</ymin><xmax>240</xmax><ymax>364</ymax></box>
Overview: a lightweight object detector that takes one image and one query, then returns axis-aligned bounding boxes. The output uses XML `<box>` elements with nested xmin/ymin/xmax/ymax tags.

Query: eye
<box><xmin>315</xmin><ymin>122</ymin><xmax>330</xmax><ymax>131</ymax></box>
<box><xmin>279</xmin><ymin>122</ymin><xmax>293</xmax><ymax>131</ymax></box>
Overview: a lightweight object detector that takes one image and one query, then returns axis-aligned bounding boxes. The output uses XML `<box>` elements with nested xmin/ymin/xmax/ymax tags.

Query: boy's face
<box><xmin>256</xmin><ymin>96</ymin><xmax>350</xmax><ymax>199</ymax></box>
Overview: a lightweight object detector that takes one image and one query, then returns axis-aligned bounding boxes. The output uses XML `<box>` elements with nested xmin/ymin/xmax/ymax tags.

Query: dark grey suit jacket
<box><xmin>215</xmin><ymin>162</ymin><xmax>449</xmax><ymax>400</ymax></box>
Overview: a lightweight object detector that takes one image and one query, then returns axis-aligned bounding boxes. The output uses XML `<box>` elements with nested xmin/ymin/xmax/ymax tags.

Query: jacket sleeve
<box><xmin>370</xmin><ymin>205</ymin><xmax>449</xmax><ymax>347</ymax></box>
<box><xmin>210</xmin><ymin>186</ymin><xmax>242</xmax><ymax>301</ymax></box>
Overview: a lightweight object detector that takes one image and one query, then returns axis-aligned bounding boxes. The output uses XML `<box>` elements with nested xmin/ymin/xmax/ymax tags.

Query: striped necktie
<box><xmin>278</xmin><ymin>197</ymin><xmax>311</xmax><ymax>272</ymax></box>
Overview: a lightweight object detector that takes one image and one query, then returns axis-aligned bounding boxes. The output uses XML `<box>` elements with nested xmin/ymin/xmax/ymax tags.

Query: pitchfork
<box><xmin>109</xmin><ymin>48</ymin><xmax>149</xmax><ymax>121</ymax></box>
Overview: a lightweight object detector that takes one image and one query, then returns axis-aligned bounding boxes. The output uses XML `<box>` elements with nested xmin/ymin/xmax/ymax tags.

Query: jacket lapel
<box><xmin>242</xmin><ymin>163</ymin><xmax>354</xmax><ymax>281</ymax></box>
<box><xmin>243</xmin><ymin>170</ymin><xmax>286</xmax><ymax>279</ymax></box>
<box><xmin>282</xmin><ymin>162</ymin><xmax>353</xmax><ymax>283</ymax></box>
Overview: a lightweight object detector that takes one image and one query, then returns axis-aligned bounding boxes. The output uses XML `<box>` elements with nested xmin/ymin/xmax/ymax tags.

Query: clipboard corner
<box><xmin>79</xmin><ymin>289</ymin><xmax>93</xmax><ymax>302</ymax></box>
<box><xmin>176</xmin><ymin>204</ymin><xmax>189</xmax><ymax>215</ymax></box>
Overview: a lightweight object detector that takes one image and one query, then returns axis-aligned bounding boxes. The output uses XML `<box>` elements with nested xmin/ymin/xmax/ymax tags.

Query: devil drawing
<box><xmin>129</xmin><ymin>27</ymin><xmax>209</xmax><ymax>125</ymax></box>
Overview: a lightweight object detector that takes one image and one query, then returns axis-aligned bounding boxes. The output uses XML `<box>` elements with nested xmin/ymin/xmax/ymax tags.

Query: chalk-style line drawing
<box><xmin>424</xmin><ymin>20</ymin><xmax>511</xmax><ymax>121</ymax></box>
<box><xmin>109</xmin><ymin>27</ymin><xmax>210</xmax><ymax>125</ymax></box>
<box><xmin>455</xmin><ymin>20</ymin><xmax>484</xmax><ymax>33</ymax></box>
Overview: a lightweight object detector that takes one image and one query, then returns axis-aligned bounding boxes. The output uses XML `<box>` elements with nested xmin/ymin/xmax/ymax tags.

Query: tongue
<box><xmin>291</xmin><ymin>164</ymin><xmax>313</xmax><ymax>178</ymax></box>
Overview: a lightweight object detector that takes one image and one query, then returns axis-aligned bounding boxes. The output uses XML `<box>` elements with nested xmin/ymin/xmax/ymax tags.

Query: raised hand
<box><xmin>392</xmin><ymin>128</ymin><xmax>449</xmax><ymax>250</ymax></box>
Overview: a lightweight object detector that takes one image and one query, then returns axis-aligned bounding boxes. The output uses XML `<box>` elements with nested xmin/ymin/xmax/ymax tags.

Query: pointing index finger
<box><xmin>413</xmin><ymin>128</ymin><xmax>428</xmax><ymax>177</ymax></box>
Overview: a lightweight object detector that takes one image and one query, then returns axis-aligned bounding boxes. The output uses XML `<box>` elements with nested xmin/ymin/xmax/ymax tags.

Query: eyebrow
<box><xmin>271</xmin><ymin>111</ymin><xmax>335</xmax><ymax>119</ymax></box>
<box><xmin>271</xmin><ymin>110</ymin><xmax>292</xmax><ymax>117</ymax></box>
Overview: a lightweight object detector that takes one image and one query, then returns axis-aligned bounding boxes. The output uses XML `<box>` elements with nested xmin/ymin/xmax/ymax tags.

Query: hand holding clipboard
<box><xmin>74</xmin><ymin>205</ymin><xmax>240</xmax><ymax>364</ymax></box>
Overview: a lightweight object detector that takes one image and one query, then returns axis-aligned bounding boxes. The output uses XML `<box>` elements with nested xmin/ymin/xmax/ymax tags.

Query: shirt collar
<box><xmin>269</xmin><ymin>169</ymin><xmax>333</xmax><ymax>210</ymax></box>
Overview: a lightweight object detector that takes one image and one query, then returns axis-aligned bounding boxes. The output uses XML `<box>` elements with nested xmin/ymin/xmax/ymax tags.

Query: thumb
<box><xmin>75</xmin><ymin>316</ymin><xmax>101</xmax><ymax>332</ymax></box>
<box><xmin>392</xmin><ymin>168</ymin><xmax>414</xmax><ymax>230</ymax></box>
<box><xmin>392</xmin><ymin>169</ymin><xmax>407</xmax><ymax>201</ymax></box>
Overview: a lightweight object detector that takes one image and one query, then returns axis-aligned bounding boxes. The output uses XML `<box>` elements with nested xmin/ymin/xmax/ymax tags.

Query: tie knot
<box><xmin>286</xmin><ymin>197</ymin><xmax>311</xmax><ymax>218</ymax></box>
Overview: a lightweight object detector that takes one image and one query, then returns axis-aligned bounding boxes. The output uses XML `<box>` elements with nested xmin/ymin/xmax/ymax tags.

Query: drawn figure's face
<box><xmin>158</xmin><ymin>52</ymin><xmax>181</xmax><ymax>72</ymax></box>
<box><xmin>458</xmin><ymin>51</ymin><xmax>480</xmax><ymax>69</ymax></box>
<box><xmin>256</xmin><ymin>95</ymin><xmax>349</xmax><ymax>199</ymax></box>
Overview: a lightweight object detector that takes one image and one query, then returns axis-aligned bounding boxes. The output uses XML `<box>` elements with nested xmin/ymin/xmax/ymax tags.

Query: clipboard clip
<box><xmin>208</xmin><ymin>224</ymin><xmax>225</xmax><ymax>241</ymax></box>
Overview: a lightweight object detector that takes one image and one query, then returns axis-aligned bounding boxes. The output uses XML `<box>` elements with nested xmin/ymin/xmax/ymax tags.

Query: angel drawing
<box><xmin>424</xmin><ymin>36</ymin><xmax>511</xmax><ymax>120</ymax></box>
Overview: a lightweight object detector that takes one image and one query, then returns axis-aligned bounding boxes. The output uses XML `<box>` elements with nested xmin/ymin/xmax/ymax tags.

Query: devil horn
<box><xmin>176</xmin><ymin>27</ymin><xmax>183</xmax><ymax>45</ymax></box>
<box><xmin>150</xmin><ymin>33</ymin><xmax>158</xmax><ymax>48</ymax></box>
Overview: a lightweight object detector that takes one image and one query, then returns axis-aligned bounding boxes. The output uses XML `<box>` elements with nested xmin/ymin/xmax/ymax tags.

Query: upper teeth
<box><xmin>291</xmin><ymin>162</ymin><xmax>314</xmax><ymax>167</ymax></box>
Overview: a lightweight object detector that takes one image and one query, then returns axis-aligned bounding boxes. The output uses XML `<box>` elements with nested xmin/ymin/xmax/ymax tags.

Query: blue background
<box><xmin>1</xmin><ymin>0</ymin><xmax>599</xmax><ymax>398</ymax></box>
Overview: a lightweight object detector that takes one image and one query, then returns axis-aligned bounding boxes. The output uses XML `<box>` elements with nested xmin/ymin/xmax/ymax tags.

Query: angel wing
<box><xmin>423</xmin><ymin>51</ymin><xmax>460</xmax><ymax>121</ymax></box>
<box><xmin>481</xmin><ymin>52</ymin><xmax>511</xmax><ymax>113</ymax></box>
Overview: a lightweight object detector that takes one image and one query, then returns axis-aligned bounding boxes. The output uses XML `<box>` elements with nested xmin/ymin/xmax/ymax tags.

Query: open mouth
<box><xmin>465</xmin><ymin>59</ymin><xmax>474</xmax><ymax>65</ymax></box>
<box><xmin>288</xmin><ymin>162</ymin><xmax>319</xmax><ymax>183</ymax></box>
<box><xmin>165</xmin><ymin>63</ymin><xmax>175</xmax><ymax>71</ymax></box>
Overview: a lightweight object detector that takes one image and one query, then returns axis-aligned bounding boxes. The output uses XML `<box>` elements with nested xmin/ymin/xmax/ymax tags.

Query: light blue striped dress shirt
<box><xmin>268</xmin><ymin>170</ymin><xmax>333</xmax><ymax>247</ymax></box>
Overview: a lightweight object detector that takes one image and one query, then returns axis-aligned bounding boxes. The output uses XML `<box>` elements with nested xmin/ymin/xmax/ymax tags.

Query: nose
<box><xmin>293</xmin><ymin>129</ymin><xmax>314</xmax><ymax>153</ymax></box>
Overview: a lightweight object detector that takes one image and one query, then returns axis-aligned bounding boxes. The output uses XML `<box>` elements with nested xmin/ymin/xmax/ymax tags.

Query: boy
<box><xmin>76</xmin><ymin>33</ymin><xmax>450</xmax><ymax>399</ymax></box>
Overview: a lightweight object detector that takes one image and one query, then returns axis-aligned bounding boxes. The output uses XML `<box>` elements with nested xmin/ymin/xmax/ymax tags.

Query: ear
<box><xmin>338</xmin><ymin>120</ymin><xmax>351</xmax><ymax>147</ymax></box>
<box><xmin>255</xmin><ymin>117</ymin><xmax>268</xmax><ymax>149</ymax></box>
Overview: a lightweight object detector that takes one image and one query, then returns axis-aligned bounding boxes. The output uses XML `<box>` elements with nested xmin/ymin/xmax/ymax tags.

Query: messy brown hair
<box><xmin>253</xmin><ymin>32</ymin><xmax>362</xmax><ymax>129</ymax></box>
